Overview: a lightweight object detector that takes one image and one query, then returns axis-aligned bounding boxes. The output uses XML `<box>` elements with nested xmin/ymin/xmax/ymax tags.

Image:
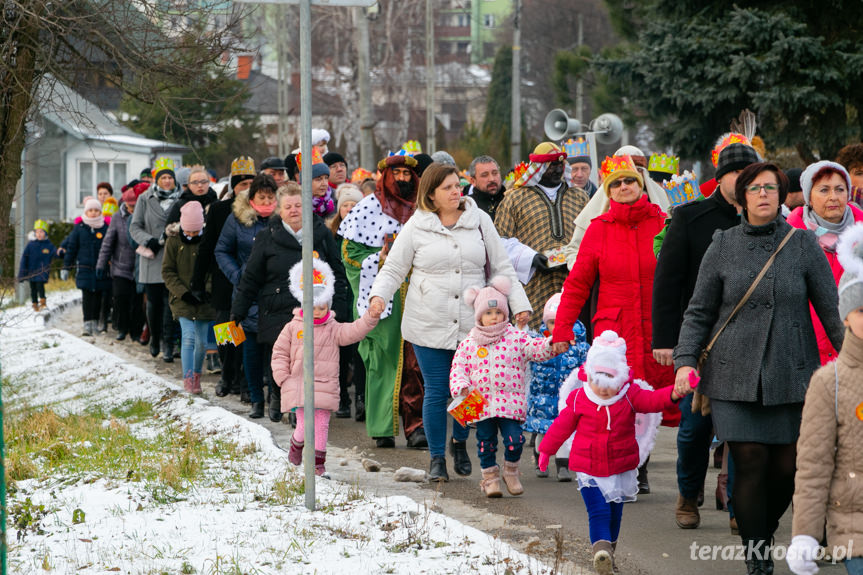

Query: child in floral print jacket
<box><xmin>450</xmin><ymin>276</ymin><xmax>555</xmax><ymax>498</ymax></box>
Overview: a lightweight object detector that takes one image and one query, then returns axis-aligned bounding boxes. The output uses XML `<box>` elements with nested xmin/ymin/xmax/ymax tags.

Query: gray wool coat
<box><xmin>129</xmin><ymin>187</ymin><xmax>175</xmax><ymax>284</ymax></box>
<box><xmin>673</xmin><ymin>216</ymin><xmax>844</xmax><ymax>406</ymax></box>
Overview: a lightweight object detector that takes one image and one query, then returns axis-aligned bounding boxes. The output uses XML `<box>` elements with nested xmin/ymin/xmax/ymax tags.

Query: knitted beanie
<box><xmin>584</xmin><ymin>330</ymin><xmax>630</xmax><ymax>390</ymax></box>
<box><xmin>800</xmin><ymin>160</ymin><xmax>851</xmax><ymax>205</ymax></box>
<box><xmin>336</xmin><ymin>184</ymin><xmax>363</xmax><ymax>211</ymax></box>
<box><xmin>121</xmin><ymin>188</ymin><xmax>138</xmax><ymax>207</ymax></box>
<box><xmin>837</xmin><ymin>223</ymin><xmax>863</xmax><ymax>321</ymax></box>
<box><xmin>464</xmin><ymin>276</ymin><xmax>511</xmax><ymax>324</ymax></box>
<box><xmin>176</xmin><ymin>167</ymin><xmax>192</xmax><ymax>189</ymax></box>
<box><xmin>312</xmin><ymin>162</ymin><xmax>330</xmax><ymax>179</ymax></box>
<box><xmin>323</xmin><ymin>152</ymin><xmax>347</xmax><ymax>168</ymax></box>
<box><xmin>179</xmin><ymin>202</ymin><xmax>204</xmax><ymax>233</ymax></box>
<box><xmin>84</xmin><ymin>198</ymin><xmax>102</xmax><ymax>213</ymax></box>
<box><xmin>431</xmin><ymin>150</ymin><xmax>457</xmax><ymax>166</ymax></box>
<box><xmin>715</xmin><ymin>144</ymin><xmax>759</xmax><ymax>181</ymax></box>
<box><xmin>288</xmin><ymin>258</ymin><xmax>336</xmax><ymax>308</ymax></box>
<box><xmin>543</xmin><ymin>293</ymin><xmax>561</xmax><ymax>324</ymax></box>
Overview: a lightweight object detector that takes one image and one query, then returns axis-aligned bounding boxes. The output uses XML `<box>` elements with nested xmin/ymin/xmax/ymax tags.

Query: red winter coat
<box><xmin>786</xmin><ymin>204</ymin><xmax>863</xmax><ymax>364</ymax></box>
<box><xmin>539</xmin><ymin>382</ymin><xmax>676</xmax><ymax>477</ymax></box>
<box><xmin>552</xmin><ymin>194</ymin><xmax>679</xmax><ymax>426</ymax></box>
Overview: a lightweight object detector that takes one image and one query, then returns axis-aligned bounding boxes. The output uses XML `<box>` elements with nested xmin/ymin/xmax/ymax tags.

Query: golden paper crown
<box><xmin>401</xmin><ymin>140</ymin><xmax>422</xmax><ymax>155</ymax></box>
<box><xmin>153</xmin><ymin>157</ymin><xmax>175</xmax><ymax>177</ymax></box>
<box><xmin>296</xmin><ymin>147</ymin><xmax>324</xmax><ymax>170</ymax></box>
<box><xmin>351</xmin><ymin>168</ymin><xmax>373</xmax><ymax>183</ymax></box>
<box><xmin>230</xmin><ymin>156</ymin><xmax>256</xmax><ymax>177</ymax></box>
<box><xmin>648</xmin><ymin>153</ymin><xmax>679</xmax><ymax>175</ymax></box>
<box><xmin>34</xmin><ymin>219</ymin><xmax>48</xmax><ymax>231</ymax></box>
<box><xmin>102</xmin><ymin>196</ymin><xmax>118</xmax><ymax>216</ymax></box>
<box><xmin>599</xmin><ymin>155</ymin><xmax>638</xmax><ymax>182</ymax></box>
<box><xmin>512</xmin><ymin>162</ymin><xmax>529</xmax><ymax>184</ymax></box>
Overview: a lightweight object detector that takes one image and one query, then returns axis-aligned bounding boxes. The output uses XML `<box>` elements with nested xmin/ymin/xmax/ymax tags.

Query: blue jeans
<box><xmin>242</xmin><ymin>331</ymin><xmax>265</xmax><ymax>404</ymax></box>
<box><xmin>178</xmin><ymin>317</ymin><xmax>209</xmax><ymax>378</ymax></box>
<box><xmin>676</xmin><ymin>393</ymin><xmax>714</xmax><ymax>499</ymax></box>
<box><xmin>475</xmin><ymin>417</ymin><xmax>524</xmax><ymax>469</ymax></box>
<box><xmin>412</xmin><ymin>345</ymin><xmax>469</xmax><ymax>458</ymax></box>
<box><xmin>206</xmin><ymin>321</ymin><xmax>217</xmax><ymax>352</ymax></box>
<box><xmin>581</xmin><ymin>485</ymin><xmax>624</xmax><ymax>544</ymax></box>
<box><xmin>846</xmin><ymin>557</ymin><xmax>863</xmax><ymax>575</ymax></box>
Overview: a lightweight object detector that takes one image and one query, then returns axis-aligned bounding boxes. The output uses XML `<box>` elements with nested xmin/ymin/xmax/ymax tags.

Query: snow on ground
<box><xmin>1</xmin><ymin>294</ymin><xmax>552</xmax><ymax>575</ymax></box>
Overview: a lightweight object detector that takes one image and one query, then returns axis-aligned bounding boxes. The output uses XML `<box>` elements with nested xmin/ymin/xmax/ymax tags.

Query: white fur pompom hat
<box><xmin>464</xmin><ymin>275</ymin><xmax>511</xmax><ymax>324</ymax></box>
<box><xmin>288</xmin><ymin>258</ymin><xmax>335</xmax><ymax>308</ymax></box>
<box><xmin>585</xmin><ymin>330</ymin><xmax>631</xmax><ymax>390</ymax></box>
<box><xmin>837</xmin><ymin>223</ymin><xmax>863</xmax><ymax>321</ymax></box>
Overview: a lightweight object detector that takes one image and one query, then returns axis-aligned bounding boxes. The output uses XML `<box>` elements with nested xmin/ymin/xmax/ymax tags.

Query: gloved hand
<box><xmin>95</xmin><ymin>268</ymin><xmax>105</xmax><ymax>280</ymax></box>
<box><xmin>146</xmin><ymin>238</ymin><xmax>162</xmax><ymax>254</ymax></box>
<box><xmin>60</xmin><ymin>269</ymin><xmax>69</xmax><ymax>282</ymax></box>
<box><xmin>181</xmin><ymin>292</ymin><xmax>202</xmax><ymax>305</ymax></box>
<box><xmin>230</xmin><ymin>313</ymin><xmax>245</xmax><ymax>325</ymax></box>
<box><xmin>537</xmin><ymin>452</ymin><xmax>550</xmax><ymax>473</ymax></box>
<box><xmin>191</xmin><ymin>290</ymin><xmax>209</xmax><ymax>304</ymax></box>
<box><xmin>787</xmin><ymin>535</ymin><xmax>820</xmax><ymax>575</ymax></box>
<box><xmin>532</xmin><ymin>253</ymin><xmax>550</xmax><ymax>271</ymax></box>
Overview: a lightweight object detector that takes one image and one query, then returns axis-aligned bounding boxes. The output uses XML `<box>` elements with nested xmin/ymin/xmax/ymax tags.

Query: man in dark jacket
<box><xmin>463</xmin><ymin>155</ymin><xmax>504</xmax><ymax>221</ymax></box>
<box><xmin>652</xmin><ymin>142</ymin><xmax>759</xmax><ymax>530</ymax></box>
<box><xmin>191</xmin><ymin>157</ymin><xmax>256</xmax><ymax>398</ymax></box>
<box><xmin>231</xmin><ymin>184</ymin><xmax>348</xmax><ymax>421</ymax></box>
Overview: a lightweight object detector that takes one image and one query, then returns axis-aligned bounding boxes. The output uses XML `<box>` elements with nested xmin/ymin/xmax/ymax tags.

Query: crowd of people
<box><xmin>18</xmin><ymin>129</ymin><xmax>863</xmax><ymax>575</ymax></box>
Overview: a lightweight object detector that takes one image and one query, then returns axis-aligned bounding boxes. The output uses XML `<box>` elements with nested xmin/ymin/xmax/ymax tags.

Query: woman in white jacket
<box><xmin>369</xmin><ymin>163</ymin><xmax>532</xmax><ymax>482</ymax></box>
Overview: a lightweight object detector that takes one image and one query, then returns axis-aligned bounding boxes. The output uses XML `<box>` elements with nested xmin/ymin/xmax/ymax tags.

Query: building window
<box><xmin>455</xmin><ymin>13</ymin><xmax>468</xmax><ymax>27</ymax></box>
<box><xmin>483</xmin><ymin>14</ymin><xmax>495</xmax><ymax>28</ymax></box>
<box><xmin>78</xmin><ymin>160</ymin><xmax>127</xmax><ymax>205</ymax></box>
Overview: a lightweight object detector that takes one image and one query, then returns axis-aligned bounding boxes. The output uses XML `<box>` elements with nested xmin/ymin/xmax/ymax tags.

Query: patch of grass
<box><xmin>110</xmin><ymin>398</ymin><xmax>154</xmax><ymax>420</ymax></box>
<box><xmin>269</xmin><ymin>470</ymin><xmax>305</xmax><ymax>505</ymax></box>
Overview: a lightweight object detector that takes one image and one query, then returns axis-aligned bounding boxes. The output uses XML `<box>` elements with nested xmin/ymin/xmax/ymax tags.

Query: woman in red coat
<box><xmin>552</xmin><ymin>155</ymin><xmax>677</xmax><ymax>492</ymax></box>
<box><xmin>786</xmin><ymin>160</ymin><xmax>863</xmax><ymax>364</ymax></box>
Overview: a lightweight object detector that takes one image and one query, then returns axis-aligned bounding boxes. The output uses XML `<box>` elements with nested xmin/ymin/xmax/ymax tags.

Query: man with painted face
<box><xmin>495</xmin><ymin>142</ymin><xmax>590</xmax><ymax>330</ymax></box>
<box><xmin>338</xmin><ymin>152</ymin><xmax>427</xmax><ymax>450</ymax></box>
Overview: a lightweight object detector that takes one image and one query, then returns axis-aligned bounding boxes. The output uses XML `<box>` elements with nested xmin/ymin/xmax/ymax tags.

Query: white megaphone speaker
<box><xmin>544</xmin><ymin>109</ymin><xmax>581</xmax><ymax>141</ymax></box>
<box><xmin>590</xmin><ymin>113</ymin><xmax>624</xmax><ymax>145</ymax></box>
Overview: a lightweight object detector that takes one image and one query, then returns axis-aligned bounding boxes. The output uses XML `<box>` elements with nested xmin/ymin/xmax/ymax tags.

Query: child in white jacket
<box><xmin>450</xmin><ymin>276</ymin><xmax>555</xmax><ymax>497</ymax></box>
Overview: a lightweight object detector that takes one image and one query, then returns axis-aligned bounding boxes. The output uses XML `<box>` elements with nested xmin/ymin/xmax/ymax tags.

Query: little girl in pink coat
<box><xmin>271</xmin><ymin>258</ymin><xmax>380</xmax><ymax>477</ymax></box>
<box><xmin>538</xmin><ymin>330</ymin><xmax>692</xmax><ymax>574</ymax></box>
<box><xmin>450</xmin><ymin>276</ymin><xmax>555</xmax><ymax>498</ymax></box>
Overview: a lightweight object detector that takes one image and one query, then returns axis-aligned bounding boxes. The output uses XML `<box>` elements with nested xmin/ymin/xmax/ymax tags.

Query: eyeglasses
<box><xmin>188</xmin><ymin>179</ymin><xmax>209</xmax><ymax>186</ymax></box>
<box><xmin>608</xmin><ymin>177</ymin><xmax>639</xmax><ymax>189</ymax></box>
<box><xmin>745</xmin><ymin>184</ymin><xmax>779</xmax><ymax>195</ymax></box>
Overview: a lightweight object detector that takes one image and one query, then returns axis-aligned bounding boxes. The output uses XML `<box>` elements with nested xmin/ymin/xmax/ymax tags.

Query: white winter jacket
<box><xmin>369</xmin><ymin>197</ymin><xmax>531</xmax><ymax>350</ymax></box>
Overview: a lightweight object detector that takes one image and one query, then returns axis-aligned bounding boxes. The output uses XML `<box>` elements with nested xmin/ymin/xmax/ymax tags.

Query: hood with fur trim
<box><xmin>231</xmin><ymin>190</ymin><xmax>261</xmax><ymax>228</ymax></box>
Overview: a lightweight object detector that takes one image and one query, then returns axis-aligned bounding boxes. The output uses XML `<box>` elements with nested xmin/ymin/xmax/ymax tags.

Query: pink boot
<box><xmin>183</xmin><ymin>376</ymin><xmax>195</xmax><ymax>393</ymax></box>
<box><xmin>315</xmin><ymin>450</ymin><xmax>328</xmax><ymax>477</ymax></box>
<box><xmin>289</xmin><ymin>436</ymin><xmax>304</xmax><ymax>466</ymax></box>
<box><xmin>191</xmin><ymin>373</ymin><xmax>202</xmax><ymax>394</ymax></box>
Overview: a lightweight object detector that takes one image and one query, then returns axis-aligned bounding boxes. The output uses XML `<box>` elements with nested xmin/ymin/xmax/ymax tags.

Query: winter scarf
<box><xmin>82</xmin><ymin>214</ymin><xmax>105</xmax><ymax>229</ymax></box>
<box><xmin>468</xmin><ymin>321</ymin><xmax>509</xmax><ymax>346</ymax></box>
<box><xmin>803</xmin><ymin>205</ymin><xmax>855</xmax><ymax>253</ymax></box>
<box><xmin>312</xmin><ymin>189</ymin><xmax>335</xmax><ymax>218</ymax></box>
<box><xmin>155</xmin><ymin>185</ymin><xmax>179</xmax><ymax>212</ymax></box>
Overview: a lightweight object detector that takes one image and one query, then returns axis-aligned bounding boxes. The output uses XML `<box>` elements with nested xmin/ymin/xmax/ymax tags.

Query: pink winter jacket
<box><xmin>271</xmin><ymin>309</ymin><xmax>378</xmax><ymax>413</ymax></box>
<box><xmin>450</xmin><ymin>325</ymin><xmax>554</xmax><ymax>422</ymax></box>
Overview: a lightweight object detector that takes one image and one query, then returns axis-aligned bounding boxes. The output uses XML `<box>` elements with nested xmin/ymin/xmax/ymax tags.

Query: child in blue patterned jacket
<box><xmin>523</xmin><ymin>292</ymin><xmax>589</xmax><ymax>480</ymax></box>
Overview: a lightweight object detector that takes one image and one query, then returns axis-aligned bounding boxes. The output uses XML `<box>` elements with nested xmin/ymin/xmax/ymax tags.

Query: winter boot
<box><xmin>637</xmin><ymin>456</ymin><xmax>650</xmax><ymax>494</ymax></box>
<box><xmin>429</xmin><ymin>456</ymin><xmax>449</xmax><ymax>482</ymax></box>
<box><xmin>32</xmin><ymin>302</ymin><xmax>40</xmax><ymax>312</ymax></box>
<box><xmin>249</xmin><ymin>402</ymin><xmax>265</xmax><ymax>419</ymax></box>
<box><xmin>556</xmin><ymin>458</ymin><xmax>572</xmax><ymax>482</ymax></box>
<box><xmin>288</xmin><ymin>436</ymin><xmax>303</xmax><ymax>466</ymax></box>
<box><xmin>39</xmin><ymin>298</ymin><xmax>47</xmax><ymax>311</ymax></box>
<box><xmin>240</xmin><ymin>389</ymin><xmax>251</xmax><ymax>404</ymax></box>
<box><xmin>183</xmin><ymin>375</ymin><xmax>195</xmax><ymax>393</ymax></box>
<box><xmin>502</xmin><ymin>460</ymin><xmax>524</xmax><ymax>496</ymax></box>
<box><xmin>335</xmin><ymin>396</ymin><xmax>351</xmax><ymax>418</ymax></box>
<box><xmin>268</xmin><ymin>386</ymin><xmax>283</xmax><ymax>422</ymax></box>
<box><xmin>354</xmin><ymin>393</ymin><xmax>365</xmax><ymax>422</ymax></box>
<box><xmin>480</xmin><ymin>465</ymin><xmax>502</xmax><ymax>498</ymax></box>
<box><xmin>314</xmin><ymin>450</ymin><xmax>328</xmax><ymax>477</ymax></box>
<box><xmin>99</xmin><ymin>312</ymin><xmax>108</xmax><ymax>333</ymax></box>
<box><xmin>205</xmin><ymin>352</ymin><xmax>221</xmax><ymax>374</ymax></box>
<box><xmin>214</xmin><ymin>378</ymin><xmax>231</xmax><ymax>397</ymax></box>
<box><xmin>191</xmin><ymin>373</ymin><xmax>202</xmax><ymax>394</ymax></box>
<box><xmin>449</xmin><ymin>439</ymin><xmax>472</xmax><ymax>476</ymax></box>
<box><xmin>675</xmin><ymin>494</ymin><xmax>701</xmax><ymax>529</ymax></box>
<box><xmin>162</xmin><ymin>340</ymin><xmax>174</xmax><ymax>363</ymax></box>
<box><xmin>82</xmin><ymin>320</ymin><xmax>94</xmax><ymax>336</ymax></box>
<box><xmin>139</xmin><ymin>324</ymin><xmax>150</xmax><ymax>346</ymax></box>
<box><xmin>592</xmin><ymin>540</ymin><xmax>614</xmax><ymax>575</ymax></box>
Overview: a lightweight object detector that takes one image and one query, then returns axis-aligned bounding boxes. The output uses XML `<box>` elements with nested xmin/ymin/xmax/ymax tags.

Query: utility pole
<box><xmin>576</xmin><ymin>13</ymin><xmax>584</xmax><ymax>122</ymax></box>
<box><xmin>355</xmin><ymin>7</ymin><xmax>374</xmax><ymax>170</ymax></box>
<box><xmin>510</xmin><ymin>0</ymin><xmax>521</xmax><ymax>166</ymax></box>
<box><xmin>276</xmin><ymin>5</ymin><xmax>291</xmax><ymax>157</ymax></box>
<box><xmin>425</xmin><ymin>0</ymin><xmax>435</xmax><ymax>155</ymax></box>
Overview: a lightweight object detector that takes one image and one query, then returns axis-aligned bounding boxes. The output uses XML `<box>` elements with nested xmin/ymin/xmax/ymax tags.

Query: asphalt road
<box><xmin>56</xmin><ymin>307</ymin><xmax>846</xmax><ymax>575</ymax></box>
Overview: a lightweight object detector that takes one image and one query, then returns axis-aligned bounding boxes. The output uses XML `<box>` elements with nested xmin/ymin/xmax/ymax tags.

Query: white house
<box><xmin>20</xmin><ymin>78</ymin><xmax>190</xmax><ymax>222</ymax></box>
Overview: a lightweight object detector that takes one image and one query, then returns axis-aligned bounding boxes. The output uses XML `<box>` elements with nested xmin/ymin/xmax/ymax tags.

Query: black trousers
<box><xmin>144</xmin><ymin>283</ymin><xmax>173</xmax><ymax>349</ymax></box>
<box><xmin>29</xmin><ymin>281</ymin><xmax>46</xmax><ymax>303</ymax></box>
<box><xmin>81</xmin><ymin>289</ymin><xmax>103</xmax><ymax>321</ymax></box>
<box><xmin>216</xmin><ymin>309</ymin><xmax>242</xmax><ymax>389</ymax></box>
<box><xmin>113</xmin><ymin>277</ymin><xmax>144</xmax><ymax>338</ymax></box>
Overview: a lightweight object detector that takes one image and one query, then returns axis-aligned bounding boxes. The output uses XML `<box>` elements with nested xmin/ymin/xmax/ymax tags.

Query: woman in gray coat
<box><xmin>673</xmin><ymin>162</ymin><xmax>844</xmax><ymax>575</ymax></box>
<box><xmin>130</xmin><ymin>160</ymin><xmax>180</xmax><ymax>361</ymax></box>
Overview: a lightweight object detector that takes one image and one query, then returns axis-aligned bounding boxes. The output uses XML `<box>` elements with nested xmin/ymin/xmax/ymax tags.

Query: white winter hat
<box><xmin>311</xmin><ymin>128</ymin><xmax>331</xmax><ymax>145</ymax></box>
<box><xmin>288</xmin><ymin>258</ymin><xmax>336</xmax><ymax>308</ymax></box>
<box><xmin>800</xmin><ymin>160</ymin><xmax>851</xmax><ymax>205</ymax></box>
<box><xmin>837</xmin><ymin>223</ymin><xmax>863</xmax><ymax>321</ymax></box>
<box><xmin>614</xmin><ymin>145</ymin><xmax>646</xmax><ymax>158</ymax></box>
<box><xmin>585</xmin><ymin>330</ymin><xmax>630</xmax><ymax>390</ymax></box>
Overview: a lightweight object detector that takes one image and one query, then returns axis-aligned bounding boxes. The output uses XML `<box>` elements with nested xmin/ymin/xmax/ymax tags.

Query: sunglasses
<box><xmin>608</xmin><ymin>177</ymin><xmax>639</xmax><ymax>189</ymax></box>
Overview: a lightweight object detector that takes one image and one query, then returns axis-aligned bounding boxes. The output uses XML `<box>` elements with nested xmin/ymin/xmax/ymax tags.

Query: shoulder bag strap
<box><xmin>702</xmin><ymin>228</ymin><xmax>796</xmax><ymax>356</ymax></box>
<box><xmin>477</xmin><ymin>220</ymin><xmax>492</xmax><ymax>282</ymax></box>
